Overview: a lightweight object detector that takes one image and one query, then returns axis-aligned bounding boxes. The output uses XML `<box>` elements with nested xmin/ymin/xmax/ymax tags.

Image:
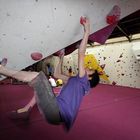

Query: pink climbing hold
<box><xmin>80</xmin><ymin>16</ymin><xmax>86</xmax><ymax>25</ymax></box>
<box><xmin>0</xmin><ymin>58</ymin><xmax>7</xmax><ymax>66</ymax></box>
<box><xmin>31</xmin><ymin>52</ymin><xmax>43</xmax><ymax>61</ymax></box>
<box><xmin>54</xmin><ymin>49</ymin><xmax>65</xmax><ymax>56</ymax></box>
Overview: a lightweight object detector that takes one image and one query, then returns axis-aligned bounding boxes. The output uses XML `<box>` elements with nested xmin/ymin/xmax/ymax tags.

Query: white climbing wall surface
<box><xmin>0</xmin><ymin>0</ymin><xmax>139</xmax><ymax>75</ymax></box>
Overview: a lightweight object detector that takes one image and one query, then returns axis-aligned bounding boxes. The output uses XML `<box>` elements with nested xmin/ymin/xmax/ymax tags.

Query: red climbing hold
<box><xmin>106</xmin><ymin>5</ymin><xmax>121</xmax><ymax>24</ymax></box>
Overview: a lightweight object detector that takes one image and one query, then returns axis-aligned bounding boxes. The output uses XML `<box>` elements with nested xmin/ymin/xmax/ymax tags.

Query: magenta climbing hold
<box><xmin>31</xmin><ymin>52</ymin><xmax>43</xmax><ymax>61</ymax></box>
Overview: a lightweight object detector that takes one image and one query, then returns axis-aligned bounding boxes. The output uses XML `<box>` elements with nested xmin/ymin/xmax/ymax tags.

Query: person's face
<box><xmin>85</xmin><ymin>68</ymin><xmax>95</xmax><ymax>80</ymax></box>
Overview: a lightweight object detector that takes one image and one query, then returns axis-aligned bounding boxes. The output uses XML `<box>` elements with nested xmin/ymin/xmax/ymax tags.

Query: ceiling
<box><xmin>109</xmin><ymin>9</ymin><xmax>140</xmax><ymax>41</ymax></box>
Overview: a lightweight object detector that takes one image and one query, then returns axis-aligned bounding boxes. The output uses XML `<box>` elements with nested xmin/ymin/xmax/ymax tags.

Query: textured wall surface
<box><xmin>62</xmin><ymin>37</ymin><xmax>140</xmax><ymax>89</ymax></box>
<box><xmin>0</xmin><ymin>0</ymin><xmax>140</xmax><ymax>80</ymax></box>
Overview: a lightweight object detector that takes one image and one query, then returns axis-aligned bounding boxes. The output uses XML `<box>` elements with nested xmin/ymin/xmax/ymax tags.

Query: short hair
<box><xmin>89</xmin><ymin>70</ymin><xmax>100</xmax><ymax>88</ymax></box>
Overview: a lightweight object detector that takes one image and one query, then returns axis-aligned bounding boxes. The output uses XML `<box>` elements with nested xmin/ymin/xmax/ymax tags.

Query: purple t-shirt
<box><xmin>56</xmin><ymin>73</ymin><xmax>90</xmax><ymax>130</ymax></box>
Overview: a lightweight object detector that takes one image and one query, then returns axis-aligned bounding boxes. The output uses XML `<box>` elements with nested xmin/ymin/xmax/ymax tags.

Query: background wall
<box><xmin>61</xmin><ymin>35</ymin><xmax>140</xmax><ymax>89</ymax></box>
<box><xmin>0</xmin><ymin>0</ymin><xmax>140</xmax><ymax>77</ymax></box>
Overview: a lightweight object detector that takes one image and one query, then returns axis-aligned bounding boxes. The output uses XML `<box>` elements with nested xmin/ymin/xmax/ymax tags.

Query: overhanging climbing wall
<box><xmin>0</xmin><ymin>0</ymin><xmax>139</xmax><ymax>78</ymax></box>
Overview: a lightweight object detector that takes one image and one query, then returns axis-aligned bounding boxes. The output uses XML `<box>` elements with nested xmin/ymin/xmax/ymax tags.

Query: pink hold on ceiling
<box><xmin>31</xmin><ymin>52</ymin><xmax>43</xmax><ymax>61</ymax></box>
